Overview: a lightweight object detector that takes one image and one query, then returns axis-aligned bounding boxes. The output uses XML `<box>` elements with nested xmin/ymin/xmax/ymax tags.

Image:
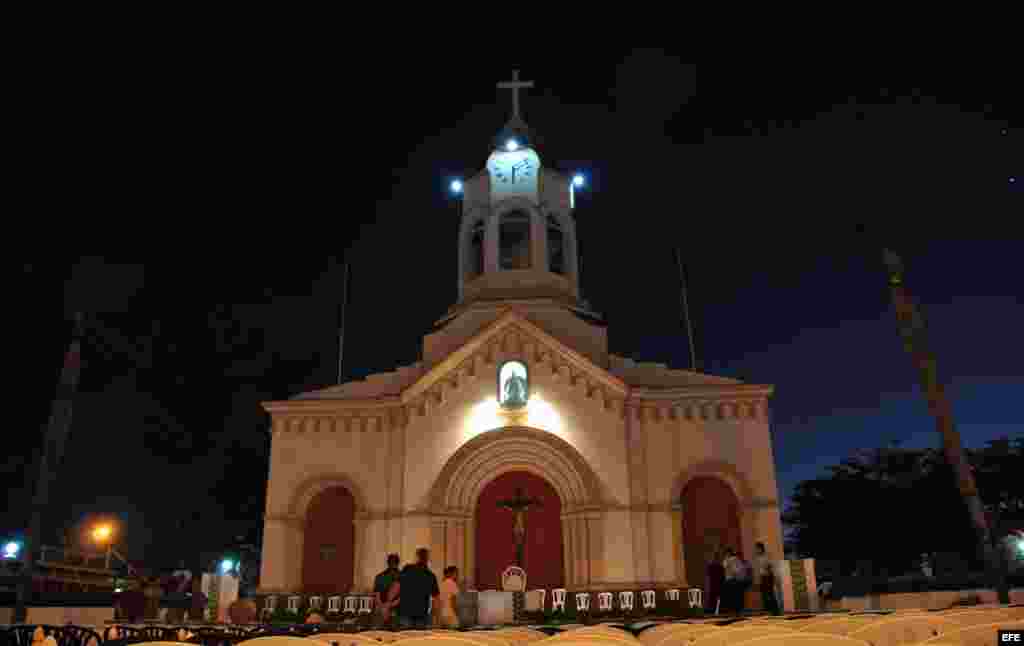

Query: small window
<box><xmin>547</xmin><ymin>215</ymin><xmax>565</xmax><ymax>274</ymax></box>
<box><xmin>468</xmin><ymin>220</ymin><xmax>485</xmax><ymax>278</ymax></box>
<box><xmin>500</xmin><ymin>211</ymin><xmax>531</xmax><ymax>270</ymax></box>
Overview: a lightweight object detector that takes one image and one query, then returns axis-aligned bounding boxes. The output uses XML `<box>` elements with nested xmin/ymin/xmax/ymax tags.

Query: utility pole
<box><xmin>337</xmin><ymin>260</ymin><xmax>349</xmax><ymax>385</ymax></box>
<box><xmin>674</xmin><ymin>248</ymin><xmax>698</xmax><ymax>371</ymax></box>
<box><xmin>882</xmin><ymin>249</ymin><xmax>1009</xmax><ymax>604</ymax></box>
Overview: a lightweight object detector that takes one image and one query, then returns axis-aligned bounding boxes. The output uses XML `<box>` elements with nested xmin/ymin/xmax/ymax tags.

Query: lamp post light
<box><xmin>91</xmin><ymin>522</ymin><xmax>134</xmax><ymax>576</ymax></box>
<box><xmin>570</xmin><ymin>173</ymin><xmax>585</xmax><ymax>209</ymax></box>
<box><xmin>3</xmin><ymin>541</ymin><xmax>20</xmax><ymax>560</ymax></box>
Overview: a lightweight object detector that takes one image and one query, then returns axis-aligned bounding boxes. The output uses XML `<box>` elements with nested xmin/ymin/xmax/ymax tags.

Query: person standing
<box><xmin>722</xmin><ymin>548</ymin><xmax>744</xmax><ymax>614</ymax></box>
<box><xmin>705</xmin><ymin>548</ymin><xmax>725</xmax><ymax>614</ymax></box>
<box><xmin>438</xmin><ymin>566</ymin><xmax>460</xmax><ymax>628</ymax></box>
<box><xmin>373</xmin><ymin>553</ymin><xmax>402</xmax><ymax>626</ymax></box>
<box><xmin>397</xmin><ymin>548</ymin><xmax>440</xmax><ymax>629</ymax></box>
<box><xmin>753</xmin><ymin>542</ymin><xmax>780</xmax><ymax>615</ymax></box>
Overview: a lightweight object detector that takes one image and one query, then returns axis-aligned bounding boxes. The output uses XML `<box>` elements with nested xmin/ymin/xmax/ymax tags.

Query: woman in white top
<box><xmin>439</xmin><ymin>565</ymin><xmax>460</xmax><ymax>628</ymax></box>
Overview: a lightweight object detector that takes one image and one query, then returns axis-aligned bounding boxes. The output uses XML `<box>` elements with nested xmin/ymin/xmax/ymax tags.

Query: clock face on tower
<box><xmin>487</xmin><ymin>148</ymin><xmax>541</xmax><ymax>203</ymax></box>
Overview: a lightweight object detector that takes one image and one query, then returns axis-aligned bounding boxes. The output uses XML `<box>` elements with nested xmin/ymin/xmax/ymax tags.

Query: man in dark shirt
<box><xmin>397</xmin><ymin>547</ymin><xmax>439</xmax><ymax>629</ymax></box>
<box><xmin>373</xmin><ymin>553</ymin><xmax>401</xmax><ymax>626</ymax></box>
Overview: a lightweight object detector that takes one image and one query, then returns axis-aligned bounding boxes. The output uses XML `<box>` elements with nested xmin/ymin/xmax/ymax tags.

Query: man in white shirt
<box><xmin>753</xmin><ymin>542</ymin><xmax>779</xmax><ymax>615</ymax></box>
<box><xmin>722</xmin><ymin>548</ymin><xmax>741</xmax><ymax>613</ymax></box>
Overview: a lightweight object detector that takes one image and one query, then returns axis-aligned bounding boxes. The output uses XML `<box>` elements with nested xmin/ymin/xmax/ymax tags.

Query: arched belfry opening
<box><xmin>467</xmin><ymin>219</ymin><xmax>485</xmax><ymax>279</ymax></box>
<box><xmin>500</xmin><ymin>210</ymin><xmax>531</xmax><ymax>270</ymax></box>
<box><xmin>546</xmin><ymin>214</ymin><xmax>565</xmax><ymax>275</ymax></box>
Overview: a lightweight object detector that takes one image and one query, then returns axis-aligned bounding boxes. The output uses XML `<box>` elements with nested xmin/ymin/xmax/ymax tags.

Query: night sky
<box><xmin>6</xmin><ymin>55</ymin><xmax>1021</xmax><ymax>567</ymax></box>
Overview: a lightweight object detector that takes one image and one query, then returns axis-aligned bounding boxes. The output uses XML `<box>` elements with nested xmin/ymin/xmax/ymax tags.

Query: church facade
<box><xmin>258</xmin><ymin>81</ymin><xmax>783</xmax><ymax>596</ymax></box>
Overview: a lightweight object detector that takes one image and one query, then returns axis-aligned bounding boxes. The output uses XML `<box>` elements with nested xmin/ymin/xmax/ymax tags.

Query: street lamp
<box><xmin>92</xmin><ymin>524</ymin><xmax>112</xmax><ymax>543</ymax></box>
<box><xmin>570</xmin><ymin>173</ymin><xmax>586</xmax><ymax>209</ymax></box>
<box><xmin>91</xmin><ymin>522</ymin><xmax>134</xmax><ymax>575</ymax></box>
<box><xmin>3</xmin><ymin>541</ymin><xmax>20</xmax><ymax>559</ymax></box>
<box><xmin>450</xmin><ymin>179</ymin><xmax>463</xmax><ymax>195</ymax></box>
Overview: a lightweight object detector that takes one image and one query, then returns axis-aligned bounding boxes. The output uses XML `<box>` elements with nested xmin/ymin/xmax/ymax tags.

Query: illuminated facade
<box><xmin>258</xmin><ymin>99</ymin><xmax>782</xmax><ymax>597</ymax></box>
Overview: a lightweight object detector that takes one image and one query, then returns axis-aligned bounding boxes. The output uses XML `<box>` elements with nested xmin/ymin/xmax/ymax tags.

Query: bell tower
<box><xmin>455</xmin><ymin>71</ymin><xmax>582</xmax><ymax>309</ymax></box>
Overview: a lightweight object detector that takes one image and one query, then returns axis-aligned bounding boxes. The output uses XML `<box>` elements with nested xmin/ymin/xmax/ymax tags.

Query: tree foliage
<box><xmin>783</xmin><ymin>437</ymin><xmax>1023</xmax><ymax>575</ymax></box>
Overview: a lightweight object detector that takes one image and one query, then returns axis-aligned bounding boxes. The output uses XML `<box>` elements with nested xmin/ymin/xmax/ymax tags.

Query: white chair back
<box><xmin>552</xmin><ymin>588</ymin><xmax>567</xmax><ymax>612</ymax></box>
<box><xmin>358</xmin><ymin>596</ymin><xmax>373</xmax><ymax>614</ymax></box>
<box><xmin>265</xmin><ymin>595</ymin><xmax>278</xmax><ymax>611</ymax></box>
<box><xmin>287</xmin><ymin>595</ymin><xmax>301</xmax><ymax>612</ymax></box>
<box><xmin>502</xmin><ymin>565</ymin><xmax>527</xmax><ymax>592</ymax></box>
<box><xmin>576</xmin><ymin>592</ymin><xmax>591</xmax><ymax>612</ymax></box>
<box><xmin>328</xmin><ymin>596</ymin><xmax>342</xmax><ymax>612</ymax></box>
<box><xmin>640</xmin><ymin>590</ymin><xmax>656</xmax><ymax>609</ymax></box>
<box><xmin>597</xmin><ymin>592</ymin><xmax>613</xmax><ymax>611</ymax></box>
<box><xmin>687</xmin><ymin>588</ymin><xmax>702</xmax><ymax>609</ymax></box>
<box><xmin>619</xmin><ymin>590</ymin><xmax>634</xmax><ymax>611</ymax></box>
<box><xmin>344</xmin><ymin>596</ymin><xmax>358</xmax><ymax>613</ymax></box>
<box><xmin>531</xmin><ymin>589</ymin><xmax>547</xmax><ymax>611</ymax></box>
<box><xmin>665</xmin><ymin>588</ymin><xmax>680</xmax><ymax>601</ymax></box>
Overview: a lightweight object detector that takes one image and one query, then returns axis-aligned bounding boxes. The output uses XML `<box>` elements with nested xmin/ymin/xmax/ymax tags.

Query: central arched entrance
<box><xmin>475</xmin><ymin>471</ymin><xmax>564</xmax><ymax>591</ymax></box>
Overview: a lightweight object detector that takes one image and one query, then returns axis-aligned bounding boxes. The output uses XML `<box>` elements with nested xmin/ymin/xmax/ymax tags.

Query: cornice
<box><xmin>629</xmin><ymin>384</ymin><xmax>774</xmax><ymax>400</ymax></box>
<box><xmin>263</xmin><ymin>397</ymin><xmax>401</xmax><ymax>415</ymax></box>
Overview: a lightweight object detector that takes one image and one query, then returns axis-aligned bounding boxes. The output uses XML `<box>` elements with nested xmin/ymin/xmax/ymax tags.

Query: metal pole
<box><xmin>337</xmin><ymin>260</ymin><xmax>349</xmax><ymax>385</ymax></box>
<box><xmin>882</xmin><ymin>248</ymin><xmax>1009</xmax><ymax>604</ymax></box>
<box><xmin>674</xmin><ymin>249</ymin><xmax>698</xmax><ymax>371</ymax></box>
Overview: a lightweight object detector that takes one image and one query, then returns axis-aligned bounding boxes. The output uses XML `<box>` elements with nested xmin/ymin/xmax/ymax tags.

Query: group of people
<box><xmin>369</xmin><ymin>541</ymin><xmax>779</xmax><ymax>627</ymax></box>
<box><xmin>705</xmin><ymin>541</ymin><xmax>780</xmax><ymax>615</ymax></box>
<box><xmin>372</xmin><ymin>548</ymin><xmax>461</xmax><ymax>629</ymax></box>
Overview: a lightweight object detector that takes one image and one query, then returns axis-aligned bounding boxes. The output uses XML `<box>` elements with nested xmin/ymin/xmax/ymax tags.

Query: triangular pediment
<box><xmin>402</xmin><ymin>309</ymin><xmax>628</xmax><ymax>404</ymax></box>
<box><xmin>275</xmin><ymin>309</ymin><xmax>773</xmax><ymax>415</ymax></box>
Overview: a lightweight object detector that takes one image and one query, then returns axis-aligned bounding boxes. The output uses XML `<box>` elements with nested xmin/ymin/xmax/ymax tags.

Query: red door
<box><xmin>303</xmin><ymin>486</ymin><xmax>354</xmax><ymax>594</ymax></box>
<box><xmin>681</xmin><ymin>476</ymin><xmax>742</xmax><ymax>589</ymax></box>
<box><xmin>475</xmin><ymin>471</ymin><xmax>564</xmax><ymax>591</ymax></box>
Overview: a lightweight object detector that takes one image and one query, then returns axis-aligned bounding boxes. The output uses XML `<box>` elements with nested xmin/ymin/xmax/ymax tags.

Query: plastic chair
<box><xmin>552</xmin><ymin>588</ymin><xmax>567</xmax><ymax>612</ymax></box>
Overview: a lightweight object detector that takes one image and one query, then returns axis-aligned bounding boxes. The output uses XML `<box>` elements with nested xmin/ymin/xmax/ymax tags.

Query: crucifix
<box><xmin>497</xmin><ymin>487</ymin><xmax>542</xmax><ymax>567</ymax></box>
<box><xmin>497</xmin><ymin>70</ymin><xmax>534</xmax><ymax>121</ymax></box>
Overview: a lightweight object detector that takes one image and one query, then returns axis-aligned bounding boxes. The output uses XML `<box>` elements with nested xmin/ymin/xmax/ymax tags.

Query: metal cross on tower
<box><xmin>497</xmin><ymin>70</ymin><xmax>534</xmax><ymax>121</ymax></box>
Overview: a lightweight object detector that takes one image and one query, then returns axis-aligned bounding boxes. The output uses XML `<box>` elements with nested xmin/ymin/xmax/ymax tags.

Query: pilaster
<box><xmin>625</xmin><ymin>403</ymin><xmax>653</xmax><ymax>583</ymax></box>
<box><xmin>670</xmin><ymin>505</ymin><xmax>688</xmax><ymax>587</ymax></box>
<box><xmin>561</xmin><ymin>516</ymin><xmax>575</xmax><ymax>585</ymax></box>
<box><xmin>485</xmin><ymin>212</ymin><xmax>500</xmax><ymax>273</ymax></box>
<box><xmin>353</xmin><ymin>516</ymin><xmax>370</xmax><ymax>591</ymax></box>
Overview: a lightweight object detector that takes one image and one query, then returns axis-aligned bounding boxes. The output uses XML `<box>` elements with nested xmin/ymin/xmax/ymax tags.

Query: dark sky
<box><xmin>6</xmin><ymin>54</ymin><xmax>1021</xmax><ymax>567</ymax></box>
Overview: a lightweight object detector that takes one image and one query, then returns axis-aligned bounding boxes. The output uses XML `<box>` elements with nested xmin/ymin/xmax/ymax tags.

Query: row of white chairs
<box><xmin>527</xmin><ymin>588</ymin><xmax>702</xmax><ymax>612</ymax></box>
<box><xmin>262</xmin><ymin>595</ymin><xmax>376</xmax><ymax>616</ymax></box>
<box><xmin>262</xmin><ymin>587</ymin><xmax>703</xmax><ymax>618</ymax></box>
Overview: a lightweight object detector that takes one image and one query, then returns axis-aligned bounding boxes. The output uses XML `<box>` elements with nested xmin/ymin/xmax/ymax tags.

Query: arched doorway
<box><xmin>475</xmin><ymin>471</ymin><xmax>564</xmax><ymax>591</ymax></box>
<box><xmin>302</xmin><ymin>486</ymin><xmax>354</xmax><ymax>593</ymax></box>
<box><xmin>681</xmin><ymin>476</ymin><xmax>742</xmax><ymax>590</ymax></box>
